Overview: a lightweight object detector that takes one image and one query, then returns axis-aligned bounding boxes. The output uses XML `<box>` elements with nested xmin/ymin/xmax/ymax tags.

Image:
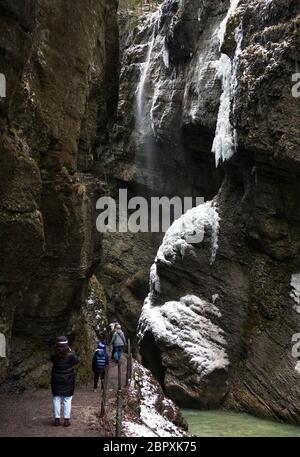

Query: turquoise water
<box><xmin>182</xmin><ymin>409</ymin><xmax>300</xmax><ymax>437</ymax></box>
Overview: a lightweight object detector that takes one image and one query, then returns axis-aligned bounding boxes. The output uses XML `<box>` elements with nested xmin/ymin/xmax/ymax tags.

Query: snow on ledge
<box><xmin>156</xmin><ymin>200</ymin><xmax>220</xmax><ymax>267</ymax></box>
<box><xmin>138</xmin><ymin>294</ymin><xmax>229</xmax><ymax>378</ymax></box>
<box><xmin>290</xmin><ymin>273</ymin><xmax>300</xmax><ymax>314</ymax></box>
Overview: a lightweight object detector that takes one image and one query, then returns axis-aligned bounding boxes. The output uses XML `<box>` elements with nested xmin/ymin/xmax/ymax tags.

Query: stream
<box><xmin>182</xmin><ymin>409</ymin><xmax>300</xmax><ymax>437</ymax></box>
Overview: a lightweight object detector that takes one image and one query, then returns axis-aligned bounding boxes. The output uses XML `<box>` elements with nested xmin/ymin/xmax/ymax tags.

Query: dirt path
<box><xmin>0</xmin><ymin>356</ymin><xmax>127</xmax><ymax>437</ymax></box>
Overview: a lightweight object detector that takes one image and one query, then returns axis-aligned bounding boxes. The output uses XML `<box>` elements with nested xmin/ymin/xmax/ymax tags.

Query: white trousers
<box><xmin>53</xmin><ymin>395</ymin><xmax>73</xmax><ymax>419</ymax></box>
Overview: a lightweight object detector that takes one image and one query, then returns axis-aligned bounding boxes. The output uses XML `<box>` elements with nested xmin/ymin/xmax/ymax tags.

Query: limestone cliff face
<box><xmin>0</xmin><ymin>0</ymin><xmax>119</xmax><ymax>386</ymax></box>
<box><xmin>102</xmin><ymin>0</ymin><xmax>300</xmax><ymax>423</ymax></box>
<box><xmin>100</xmin><ymin>0</ymin><xmax>223</xmax><ymax>342</ymax></box>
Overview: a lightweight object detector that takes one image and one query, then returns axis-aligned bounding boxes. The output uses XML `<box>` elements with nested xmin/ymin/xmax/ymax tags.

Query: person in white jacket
<box><xmin>110</xmin><ymin>324</ymin><xmax>126</xmax><ymax>363</ymax></box>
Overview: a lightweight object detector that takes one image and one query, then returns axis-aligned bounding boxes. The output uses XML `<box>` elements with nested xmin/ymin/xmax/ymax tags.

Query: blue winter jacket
<box><xmin>92</xmin><ymin>349</ymin><xmax>109</xmax><ymax>372</ymax></box>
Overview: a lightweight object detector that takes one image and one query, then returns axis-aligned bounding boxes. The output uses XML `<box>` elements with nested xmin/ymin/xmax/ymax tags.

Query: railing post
<box><xmin>126</xmin><ymin>339</ymin><xmax>131</xmax><ymax>387</ymax></box>
<box><xmin>116</xmin><ymin>391</ymin><xmax>123</xmax><ymax>437</ymax></box>
<box><xmin>100</xmin><ymin>365</ymin><xmax>109</xmax><ymax>418</ymax></box>
<box><xmin>116</xmin><ymin>361</ymin><xmax>123</xmax><ymax>436</ymax></box>
<box><xmin>118</xmin><ymin>357</ymin><xmax>122</xmax><ymax>390</ymax></box>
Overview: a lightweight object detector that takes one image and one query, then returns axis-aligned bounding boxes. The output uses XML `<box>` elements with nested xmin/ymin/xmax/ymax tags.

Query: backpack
<box><xmin>94</xmin><ymin>349</ymin><xmax>106</xmax><ymax>371</ymax></box>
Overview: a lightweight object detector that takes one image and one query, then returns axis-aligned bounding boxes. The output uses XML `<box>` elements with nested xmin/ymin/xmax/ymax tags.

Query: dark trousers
<box><xmin>94</xmin><ymin>371</ymin><xmax>105</xmax><ymax>390</ymax></box>
<box><xmin>111</xmin><ymin>346</ymin><xmax>115</xmax><ymax>359</ymax></box>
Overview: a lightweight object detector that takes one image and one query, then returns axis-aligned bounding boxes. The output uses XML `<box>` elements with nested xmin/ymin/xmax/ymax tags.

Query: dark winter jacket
<box><xmin>92</xmin><ymin>349</ymin><xmax>109</xmax><ymax>373</ymax></box>
<box><xmin>50</xmin><ymin>352</ymin><xmax>79</xmax><ymax>397</ymax></box>
<box><xmin>111</xmin><ymin>329</ymin><xmax>126</xmax><ymax>348</ymax></box>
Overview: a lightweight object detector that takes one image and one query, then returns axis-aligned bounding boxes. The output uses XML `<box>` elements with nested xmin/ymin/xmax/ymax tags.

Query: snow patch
<box><xmin>136</xmin><ymin>364</ymin><xmax>185</xmax><ymax>437</ymax></box>
<box><xmin>124</xmin><ymin>362</ymin><xmax>187</xmax><ymax>437</ymax></box>
<box><xmin>138</xmin><ymin>295</ymin><xmax>229</xmax><ymax>378</ymax></box>
<box><xmin>123</xmin><ymin>421</ymin><xmax>157</xmax><ymax>438</ymax></box>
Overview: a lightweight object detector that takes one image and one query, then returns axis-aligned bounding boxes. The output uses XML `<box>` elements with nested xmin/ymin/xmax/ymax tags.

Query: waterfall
<box><xmin>135</xmin><ymin>8</ymin><xmax>163</xmax><ymax>135</ymax></box>
<box><xmin>211</xmin><ymin>0</ymin><xmax>243</xmax><ymax>167</ymax></box>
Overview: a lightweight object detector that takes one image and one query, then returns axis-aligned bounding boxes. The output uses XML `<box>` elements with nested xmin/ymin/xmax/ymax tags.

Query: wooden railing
<box><xmin>98</xmin><ymin>338</ymin><xmax>133</xmax><ymax>436</ymax></box>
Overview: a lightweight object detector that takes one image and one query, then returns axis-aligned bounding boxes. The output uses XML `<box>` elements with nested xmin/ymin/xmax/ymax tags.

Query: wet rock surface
<box><xmin>112</xmin><ymin>0</ymin><xmax>300</xmax><ymax>423</ymax></box>
<box><xmin>0</xmin><ymin>0</ymin><xmax>119</xmax><ymax>386</ymax></box>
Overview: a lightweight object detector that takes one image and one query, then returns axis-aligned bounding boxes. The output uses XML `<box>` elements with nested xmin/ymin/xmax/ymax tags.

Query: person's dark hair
<box><xmin>54</xmin><ymin>336</ymin><xmax>70</xmax><ymax>358</ymax></box>
<box><xmin>55</xmin><ymin>343</ymin><xmax>70</xmax><ymax>358</ymax></box>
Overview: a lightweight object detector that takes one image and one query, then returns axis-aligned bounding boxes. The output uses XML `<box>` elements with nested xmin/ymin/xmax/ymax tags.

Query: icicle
<box><xmin>212</xmin><ymin>1</ymin><xmax>243</xmax><ymax>167</ymax></box>
<box><xmin>163</xmin><ymin>37</ymin><xmax>169</xmax><ymax>68</ymax></box>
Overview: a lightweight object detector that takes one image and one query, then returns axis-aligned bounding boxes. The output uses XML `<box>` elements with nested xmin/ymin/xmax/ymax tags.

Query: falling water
<box><xmin>136</xmin><ymin>8</ymin><xmax>162</xmax><ymax>134</ymax></box>
<box><xmin>134</xmin><ymin>5</ymin><xmax>167</xmax><ymax>191</ymax></box>
<box><xmin>211</xmin><ymin>0</ymin><xmax>243</xmax><ymax>167</ymax></box>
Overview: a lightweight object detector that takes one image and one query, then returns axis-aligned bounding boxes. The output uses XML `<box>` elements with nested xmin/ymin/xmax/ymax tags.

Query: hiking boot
<box><xmin>64</xmin><ymin>419</ymin><xmax>71</xmax><ymax>427</ymax></box>
<box><xmin>54</xmin><ymin>418</ymin><xmax>60</xmax><ymax>427</ymax></box>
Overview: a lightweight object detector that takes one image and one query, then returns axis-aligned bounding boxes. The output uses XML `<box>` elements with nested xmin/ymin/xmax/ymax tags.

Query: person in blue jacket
<box><xmin>92</xmin><ymin>341</ymin><xmax>109</xmax><ymax>392</ymax></box>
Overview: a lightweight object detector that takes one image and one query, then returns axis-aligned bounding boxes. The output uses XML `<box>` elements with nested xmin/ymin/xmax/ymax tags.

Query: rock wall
<box><xmin>0</xmin><ymin>0</ymin><xmax>119</xmax><ymax>387</ymax></box>
<box><xmin>100</xmin><ymin>0</ymin><xmax>224</xmax><ymax>341</ymax></box>
<box><xmin>112</xmin><ymin>0</ymin><xmax>300</xmax><ymax>423</ymax></box>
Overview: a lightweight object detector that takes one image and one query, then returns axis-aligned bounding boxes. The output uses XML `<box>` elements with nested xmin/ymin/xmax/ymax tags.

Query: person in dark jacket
<box><xmin>50</xmin><ymin>336</ymin><xmax>79</xmax><ymax>427</ymax></box>
<box><xmin>92</xmin><ymin>341</ymin><xmax>109</xmax><ymax>392</ymax></box>
<box><xmin>110</xmin><ymin>324</ymin><xmax>126</xmax><ymax>363</ymax></box>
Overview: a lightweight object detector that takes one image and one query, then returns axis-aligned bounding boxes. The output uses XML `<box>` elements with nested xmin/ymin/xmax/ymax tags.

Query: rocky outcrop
<box><xmin>0</xmin><ymin>0</ymin><xmax>119</xmax><ymax>387</ymax></box>
<box><xmin>122</xmin><ymin>360</ymin><xmax>188</xmax><ymax>437</ymax></box>
<box><xmin>135</xmin><ymin>0</ymin><xmax>300</xmax><ymax>423</ymax></box>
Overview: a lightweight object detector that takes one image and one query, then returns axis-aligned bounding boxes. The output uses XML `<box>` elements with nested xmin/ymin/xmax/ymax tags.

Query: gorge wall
<box><xmin>0</xmin><ymin>0</ymin><xmax>300</xmax><ymax>429</ymax></box>
<box><xmin>0</xmin><ymin>0</ymin><xmax>119</xmax><ymax>387</ymax></box>
<box><xmin>101</xmin><ymin>0</ymin><xmax>300</xmax><ymax>424</ymax></box>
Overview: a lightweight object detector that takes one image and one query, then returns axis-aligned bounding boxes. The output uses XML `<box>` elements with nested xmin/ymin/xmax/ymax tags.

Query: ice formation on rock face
<box><xmin>290</xmin><ymin>273</ymin><xmax>300</xmax><ymax>314</ymax></box>
<box><xmin>156</xmin><ymin>200</ymin><xmax>220</xmax><ymax>266</ymax></box>
<box><xmin>163</xmin><ymin>37</ymin><xmax>170</xmax><ymax>68</ymax></box>
<box><xmin>212</xmin><ymin>0</ymin><xmax>243</xmax><ymax>167</ymax></box>
<box><xmin>0</xmin><ymin>333</ymin><xmax>6</xmax><ymax>358</ymax></box>
<box><xmin>138</xmin><ymin>295</ymin><xmax>229</xmax><ymax>377</ymax></box>
<box><xmin>150</xmin><ymin>263</ymin><xmax>160</xmax><ymax>294</ymax></box>
<box><xmin>218</xmin><ymin>0</ymin><xmax>240</xmax><ymax>49</ymax></box>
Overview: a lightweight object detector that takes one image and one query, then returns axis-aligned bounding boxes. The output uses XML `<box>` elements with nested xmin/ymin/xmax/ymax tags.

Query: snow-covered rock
<box><xmin>122</xmin><ymin>361</ymin><xmax>188</xmax><ymax>437</ymax></box>
<box><xmin>138</xmin><ymin>197</ymin><xmax>230</xmax><ymax>407</ymax></box>
<box><xmin>139</xmin><ymin>294</ymin><xmax>229</xmax><ymax>378</ymax></box>
<box><xmin>156</xmin><ymin>200</ymin><xmax>220</xmax><ymax>266</ymax></box>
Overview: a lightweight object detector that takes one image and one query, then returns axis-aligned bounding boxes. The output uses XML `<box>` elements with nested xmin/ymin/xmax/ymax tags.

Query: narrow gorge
<box><xmin>0</xmin><ymin>0</ymin><xmax>300</xmax><ymax>437</ymax></box>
